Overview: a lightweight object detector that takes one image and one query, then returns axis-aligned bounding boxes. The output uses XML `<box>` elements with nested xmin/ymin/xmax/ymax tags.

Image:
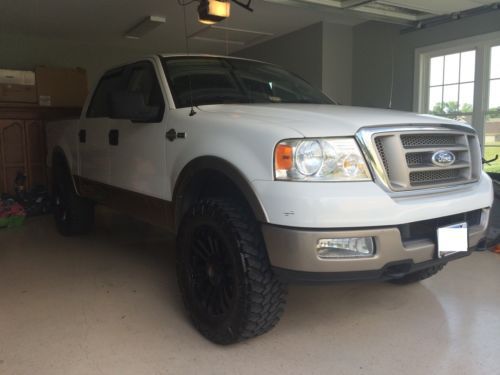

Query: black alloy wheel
<box><xmin>177</xmin><ymin>198</ymin><xmax>287</xmax><ymax>345</ymax></box>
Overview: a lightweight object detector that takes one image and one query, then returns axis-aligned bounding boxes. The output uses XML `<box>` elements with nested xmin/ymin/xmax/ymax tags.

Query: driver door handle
<box><xmin>78</xmin><ymin>129</ymin><xmax>86</xmax><ymax>143</ymax></box>
<box><xmin>109</xmin><ymin>129</ymin><xmax>119</xmax><ymax>146</ymax></box>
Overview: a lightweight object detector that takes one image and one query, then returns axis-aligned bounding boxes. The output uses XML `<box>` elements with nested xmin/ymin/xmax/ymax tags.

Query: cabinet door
<box><xmin>0</xmin><ymin>119</ymin><xmax>27</xmax><ymax>195</ymax></box>
<box><xmin>25</xmin><ymin>120</ymin><xmax>47</xmax><ymax>189</ymax></box>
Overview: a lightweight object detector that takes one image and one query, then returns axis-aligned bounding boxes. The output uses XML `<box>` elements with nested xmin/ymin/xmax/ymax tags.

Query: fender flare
<box><xmin>51</xmin><ymin>147</ymin><xmax>80</xmax><ymax>195</ymax></box>
<box><xmin>172</xmin><ymin>156</ymin><xmax>268</xmax><ymax>227</ymax></box>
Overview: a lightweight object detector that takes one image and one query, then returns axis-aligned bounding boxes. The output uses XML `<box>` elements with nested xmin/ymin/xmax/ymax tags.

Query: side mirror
<box><xmin>110</xmin><ymin>91</ymin><xmax>161</xmax><ymax>122</ymax></box>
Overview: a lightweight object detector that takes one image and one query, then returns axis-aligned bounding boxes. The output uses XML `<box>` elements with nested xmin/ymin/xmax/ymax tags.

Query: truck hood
<box><xmin>199</xmin><ymin>104</ymin><xmax>469</xmax><ymax>137</ymax></box>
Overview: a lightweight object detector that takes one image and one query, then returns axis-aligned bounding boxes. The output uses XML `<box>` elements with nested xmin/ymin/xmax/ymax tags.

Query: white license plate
<box><xmin>437</xmin><ymin>222</ymin><xmax>468</xmax><ymax>258</ymax></box>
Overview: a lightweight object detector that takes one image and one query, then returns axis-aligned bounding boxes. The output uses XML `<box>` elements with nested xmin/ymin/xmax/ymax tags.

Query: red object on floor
<box><xmin>0</xmin><ymin>199</ymin><xmax>26</xmax><ymax>228</ymax></box>
<box><xmin>0</xmin><ymin>200</ymin><xmax>26</xmax><ymax>218</ymax></box>
<box><xmin>493</xmin><ymin>244</ymin><xmax>500</xmax><ymax>254</ymax></box>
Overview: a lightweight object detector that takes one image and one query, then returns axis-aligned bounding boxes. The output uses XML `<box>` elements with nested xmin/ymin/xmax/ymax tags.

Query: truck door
<box><xmin>107</xmin><ymin>60</ymin><xmax>168</xmax><ymax>200</ymax></box>
<box><xmin>78</xmin><ymin>68</ymin><xmax>126</xmax><ymax>185</ymax></box>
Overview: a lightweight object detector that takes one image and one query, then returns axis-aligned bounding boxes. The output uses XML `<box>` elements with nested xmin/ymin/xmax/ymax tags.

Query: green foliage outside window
<box><xmin>431</xmin><ymin>101</ymin><xmax>473</xmax><ymax>115</ymax></box>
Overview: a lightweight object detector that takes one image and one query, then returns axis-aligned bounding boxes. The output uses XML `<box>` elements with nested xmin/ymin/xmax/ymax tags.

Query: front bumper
<box><xmin>252</xmin><ymin>173</ymin><xmax>493</xmax><ymax>228</ymax></box>
<box><xmin>262</xmin><ymin>208</ymin><xmax>490</xmax><ymax>283</ymax></box>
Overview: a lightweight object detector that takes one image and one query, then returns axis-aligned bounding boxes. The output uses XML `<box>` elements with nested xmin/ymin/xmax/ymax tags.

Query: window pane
<box><xmin>491</xmin><ymin>45</ymin><xmax>500</xmax><ymax>79</ymax></box>
<box><xmin>460</xmin><ymin>50</ymin><xmax>475</xmax><ymax>82</ymax></box>
<box><xmin>490</xmin><ymin>79</ymin><xmax>500</xmax><ymax>111</ymax></box>
<box><xmin>444</xmin><ymin>53</ymin><xmax>460</xmax><ymax>84</ymax></box>
<box><xmin>459</xmin><ymin>82</ymin><xmax>474</xmax><ymax>112</ymax></box>
<box><xmin>163</xmin><ymin>57</ymin><xmax>332</xmax><ymax>108</ymax></box>
<box><xmin>430</xmin><ymin>56</ymin><xmax>444</xmax><ymax>86</ymax></box>
<box><xmin>429</xmin><ymin>86</ymin><xmax>442</xmax><ymax>112</ymax></box>
<box><xmin>484</xmin><ymin>113</ymin><xmax>500</xmax><ymax>173</ymax></box>
<box><xmin>126</xmin><ymin>63</ymin><xmax>165</xmax><ymax>123</ymax></box>
<box><xmin>443</xmin><ymin>84</ymin><xmax>459</xmax><ymax>111</ymax></box>
<box><xmin>425</xmin><ymin>50</ymin><xmax>477</xmax><ymax>116</ymax></box>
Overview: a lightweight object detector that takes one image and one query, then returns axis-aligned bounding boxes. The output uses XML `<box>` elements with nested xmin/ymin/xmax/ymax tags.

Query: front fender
<box><xmin>173</xmin><ymin>156</ymin><xmax>268</xmax><ymax>225</ymax></box>
<box><xmin>46</xmin><ymin>119</ymin><xmax>79</xmax><ymax>174</ymax></box>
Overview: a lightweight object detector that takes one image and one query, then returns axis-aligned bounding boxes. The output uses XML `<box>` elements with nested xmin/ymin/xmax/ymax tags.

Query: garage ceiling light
<box><xmin>124</xmin><ymin>16</ymin><xmax>166</xmax><ymax>39</ymax></box>
<box><xmin>188</xmin><ymin>25</ymin><xmax>273</xmax><ymax>46</ymax></box>
<box><xmin>198</xmin><ymin>0</ymin><xmax>231</xmax><ymax>24</ymax></box>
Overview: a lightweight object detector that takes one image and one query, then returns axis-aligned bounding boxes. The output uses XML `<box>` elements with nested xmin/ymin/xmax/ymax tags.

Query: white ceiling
<box><xmin>0</xmin><ymin>0</ymin><xmax>496</xmax><ymax>55</ymax></box>
<box><xmin>380</xmin><ymin>0</ymin><xmax>495</xmax><ymax>15</ymax></box>
<box><xmin>265</xmin><ymin>0</ymin><xmax>499</xmax><ymax>24</ymax></box>
<box><xmin>0</xmin><ymin>0</ymin><xmax>363</xmax><ymax>54</ymax></box>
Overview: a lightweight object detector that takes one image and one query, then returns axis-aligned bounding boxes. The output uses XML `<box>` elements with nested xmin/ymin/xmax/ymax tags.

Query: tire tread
<box><xmin>177</xmin><ymin>198</ymin><xmax>287</xmax><ymax>344</ymax></box>
<box><xmin>53</xmin><ymin>160</ymin><xmax>94</xmax><ymax>236</ymax></box>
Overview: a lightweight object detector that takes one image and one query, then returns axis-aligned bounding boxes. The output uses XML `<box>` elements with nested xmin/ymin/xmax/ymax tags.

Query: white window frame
<box><xmin>414</xmin><ymin>30</ymin><xmax>500</xmax><ymax>145</ymax></box>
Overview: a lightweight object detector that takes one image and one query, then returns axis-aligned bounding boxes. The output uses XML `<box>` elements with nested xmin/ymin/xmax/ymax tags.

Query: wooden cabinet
<box><xmin>0</xmin><ymin>103</ymin><xmax>81</xmax><ymax>196</ymax></box>
<box><xmin>0</xmin><ymin>119</ymin><xmax>46</xmax><ymax>195</ymax></box>
<box><xmin>26</xmin><ymin>120</ymin><xmax>47</xmax><ymax>189</ymax></box>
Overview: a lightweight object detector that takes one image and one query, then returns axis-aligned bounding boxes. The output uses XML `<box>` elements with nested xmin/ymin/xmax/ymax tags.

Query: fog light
<box><xmin>316</xmin><ymin>237</ymin><xmax>375</xmax><ymax>258</ymax></box>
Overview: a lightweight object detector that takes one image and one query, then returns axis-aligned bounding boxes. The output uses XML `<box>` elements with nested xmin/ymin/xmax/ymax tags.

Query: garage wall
<box><xmin>0</xmin><ymin>33</ymin><xmax>153</xmax><ymax>89</ymax></box>
<box><xmin>352</xmin><ymin>10</ymin><xmax>500</xmax><ymax>111</ymax></box>
<box><xmin>234</xmin><ymin>23</ymin><xmax>324</xmax><ymax>90</ymax></box>
<box><xmin>322</xmin><ymin>22</ymin><xmax>352</xmax><ymax>105</ymax></box>
<box><xmin>352</xmin><ymin>22</ymin><xmax>399</xmax><ymax>110</ymax></box>
<box><xmin>3</xmin><ymin>24</ymin><xmax>333</xmax><ymax>95</ymax></box>
<box><xmin>2</xmin><ymin>21</ymin><xmax>354</xmax><ymax>105</ymax></box>
<box><xmin>234</xmin><ymin>22</ymin><xmax>354</xmax><ymax>103</ymax></box>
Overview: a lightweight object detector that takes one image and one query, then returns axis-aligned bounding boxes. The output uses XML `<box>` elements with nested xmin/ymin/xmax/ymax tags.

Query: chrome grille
<box><xmin>405</xmin><ymin>152</ymin><xmax>431</xmax><ymax>166</ymax></box>
<box><xmin>357</xmin><ymin>126</ymin><xmax>481</xmax><ymax>192</ymax></box>
<box><xmin>375</xmin><ymin>137</ymin><xmax>390</xmax><ymax>178</ymax></box>
<box><xmin>409</xmin><ymin>169</ymin><xmax>461</xmax><ymax>186</ymax></box>
<box><xmin>401</xmin><ymin>134</ymin><xmax>456</xmax><ymax>148</ymax></box>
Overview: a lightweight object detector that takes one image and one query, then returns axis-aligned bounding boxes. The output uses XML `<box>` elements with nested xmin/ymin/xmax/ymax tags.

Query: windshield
<box><xmin>162</xmin><ymin>57</ymin><xmax>334</xmax><ymax>108</ymax></box>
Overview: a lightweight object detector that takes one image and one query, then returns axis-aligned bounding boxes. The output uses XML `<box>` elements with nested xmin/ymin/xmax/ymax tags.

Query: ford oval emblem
<box><xmin>431</xmin><ymin>150</ymin><xmax>456</xmax><ymax>167</ymax></box>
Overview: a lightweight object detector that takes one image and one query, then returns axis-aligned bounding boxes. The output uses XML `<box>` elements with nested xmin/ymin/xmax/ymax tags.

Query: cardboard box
<box><xmin>0</xmin><ymin>69</ymin><xmax>37</xmax><ymax>103</ymax></box>
<box><xmin>35</xmin><ymin>67</ymin><xmax>88</xmax><ymax>108</ymax></box>
<box><xmin>0</xmin><ymin>84</ymin><xmax>37</xmax><ymax>103</ymax></box>
<box><xmin>0</xmin><ymin>69</ymin><xmax>36</xmax><ymax>85</ymax></box>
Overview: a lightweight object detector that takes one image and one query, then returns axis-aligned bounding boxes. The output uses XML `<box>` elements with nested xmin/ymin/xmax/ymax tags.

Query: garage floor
<box><xmin>1</xmin><ymin>210</ymin><xmax>500</xmax><ymax>375</ymax></box>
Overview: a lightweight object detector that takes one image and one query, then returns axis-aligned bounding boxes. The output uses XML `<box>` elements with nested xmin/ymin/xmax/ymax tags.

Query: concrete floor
<box><xmin>1</xmin><ymin>211</ymin><xmax>500</xmax><ymax>375</ymax></box>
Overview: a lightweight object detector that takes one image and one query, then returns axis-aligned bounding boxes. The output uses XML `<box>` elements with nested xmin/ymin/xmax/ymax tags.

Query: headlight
<box><xmin>274</xmin><ymin>138</ymin><xmax>371</xmax><ymax>181</ymax></box>
<box><xmin>295</xmin><ymin>140</ymin><xmax>323</xmax><ymax>176</ymax></box>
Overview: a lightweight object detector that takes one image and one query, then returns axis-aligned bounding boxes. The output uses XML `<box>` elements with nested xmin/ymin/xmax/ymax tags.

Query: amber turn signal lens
<box><xmin>275</xmin><ymin>144</ymin><xmax>293</xmax><ymax>170</ymax></box>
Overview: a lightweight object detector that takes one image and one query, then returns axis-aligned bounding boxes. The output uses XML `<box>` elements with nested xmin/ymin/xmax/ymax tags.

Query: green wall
<box><xmin>234</xmin><ymin>23</ymin><xmax>324</xmax><ymax>91</ymax></box>
<box><xmin>352</xmin><ymin>10</ymin><xmax>500</xmax><ymax>111</ymax></box>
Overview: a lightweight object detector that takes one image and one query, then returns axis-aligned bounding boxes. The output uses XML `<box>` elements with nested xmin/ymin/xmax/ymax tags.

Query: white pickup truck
<box><xmin>47</xmin><ymin>54</ymin><xmax>493</xmax><ymax>344</ymax></box>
